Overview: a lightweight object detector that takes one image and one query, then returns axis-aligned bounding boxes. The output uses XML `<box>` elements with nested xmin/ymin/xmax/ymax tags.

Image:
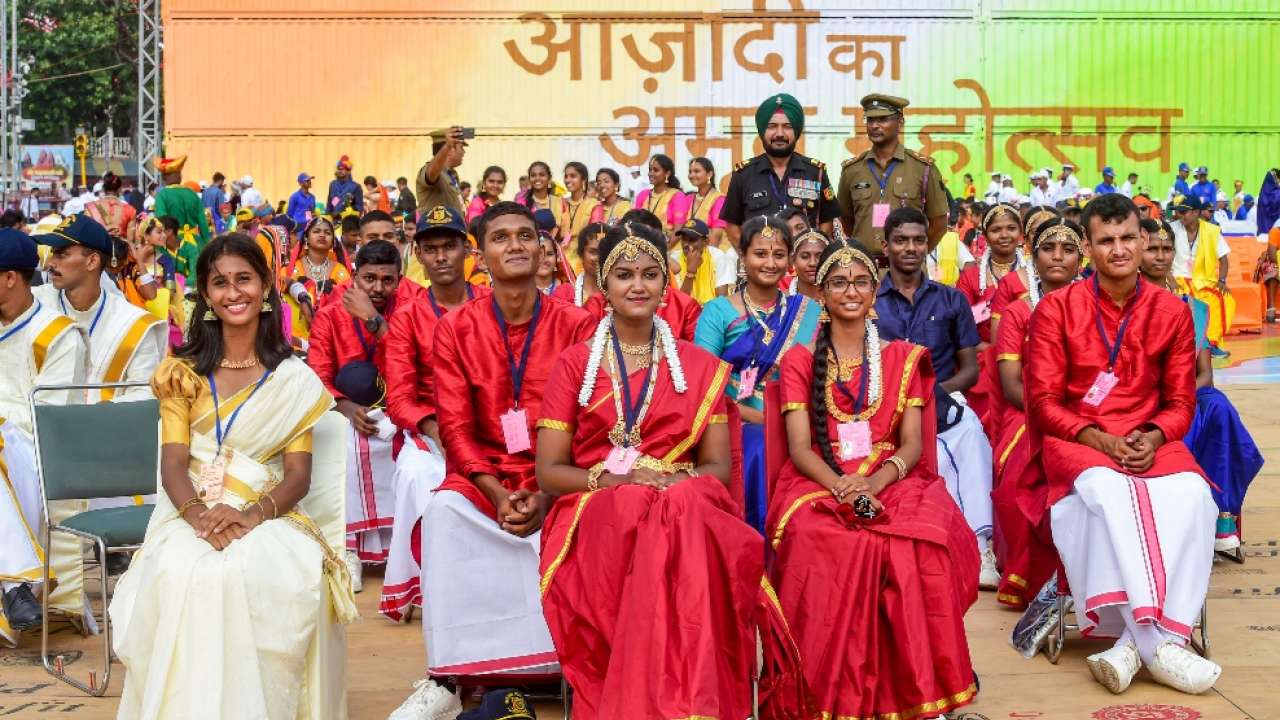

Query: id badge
<box><xmin>197</xmin><ymin>456</ymin><xmax>225</xmax><ymax>502</ymax></box>
<box><xmin>736</xmin><ymin>366</ymin><xmax>759</xmax><ymax>401</ymax></box>
<box><xmin>500</xmin><ymin>408</ymin><xmax>532</xmax><ymax>453</ymax></box>
<box><xmin>836</xmin><ymin>421</ymin><xmax>872</xmax><ymax>461</ymax></box>
<box><xmin>971</xmin><ymin>301</ymin><xmax>991</xmax><ymax>324</ymax></box>
<box><xmin>872</xmin><ymin>203</ymin><xmax>891</xmax><ymax>228</ymax></box>
<box><xmin>1082</xmin><ymin>371</ymin><xmax>1119</xmax><ymax>407</ymax></box>
<box><xmin>604</xmin><ymin>445</ymin><xmax>641</xmax><ymax>475</ymax></box>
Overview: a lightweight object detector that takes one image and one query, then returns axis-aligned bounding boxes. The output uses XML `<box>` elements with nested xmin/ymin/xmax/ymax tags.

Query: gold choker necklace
<box><xmin>618</xmin><ymin>340</ymin><xmax>653</xmax><ymax>355</ymax></box>
<box><xmin>219</xmin><ymin>356</ymin><xmax>259</xmax><ymax>369</ymax></box>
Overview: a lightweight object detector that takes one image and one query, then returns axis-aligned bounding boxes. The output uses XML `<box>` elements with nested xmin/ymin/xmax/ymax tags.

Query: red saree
<box><xmin>537</xmin><ymin>341</ymin><xmax>798</xmax><ymax>720</ymax></box>
<box><xmin>766</xmin><ymin>341</ymin><xmax>979</xmax><ymax>719</ymax></box>
<box><xmin>989</xmin><ymin>297</ymin><xmax>1056</xmax><ymax>608</ymax></box>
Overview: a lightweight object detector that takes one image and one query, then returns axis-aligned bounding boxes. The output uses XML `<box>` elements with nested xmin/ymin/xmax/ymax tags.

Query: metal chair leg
<box><xmin>1191</xmin><ymin>602</ymin><xmax>1210</xmax><ymax>658</ymax></box>
<box><xmin>41</xmin><ymin>528</ymin><xmax>112</xmax><ymax>697</ymax></box>
<box><xmin>561</xmin><ymin>675</ymin><xmax>571</xmax><ymax>720</ymax></box>
<box><xmin>1046</xmin><ymin>593</ymin><xmax>1066</xmax><ymax>664</ymax></box>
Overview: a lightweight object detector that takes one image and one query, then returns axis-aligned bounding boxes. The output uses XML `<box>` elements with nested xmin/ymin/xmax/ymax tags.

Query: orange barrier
<box><xmin>1225</xmin><ymin>234</ymin><xmax>1266</xmax><ymax>333</ymax></box>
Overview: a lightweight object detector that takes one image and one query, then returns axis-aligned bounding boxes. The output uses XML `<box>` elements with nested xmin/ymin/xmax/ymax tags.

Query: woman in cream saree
<box><xmin>109</xmin><ymin>234</ymin><xmax>355</xmax><ymax>720</ymax></box>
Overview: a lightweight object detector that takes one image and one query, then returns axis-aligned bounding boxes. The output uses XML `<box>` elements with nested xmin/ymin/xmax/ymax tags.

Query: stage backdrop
<box><xmin>163</xmin><ymin>0</ymin><xmax>1280</xmax><ymax>207</ymax></box>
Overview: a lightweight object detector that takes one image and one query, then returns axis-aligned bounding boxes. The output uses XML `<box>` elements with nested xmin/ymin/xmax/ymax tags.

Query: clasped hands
<box><xmin>184</xmin><ymin>502</ymin><xmax>264</xmax><ymax>551</ymax></box>
<box><xmin>1085</xmin><ymin>426</ymin><xmax>1163</xmax><ymax>474</ymax></box>
<box><xmin>825</xmin><ymin>472</ymin><xmax>885</xmax><ymax>513</ymax></box>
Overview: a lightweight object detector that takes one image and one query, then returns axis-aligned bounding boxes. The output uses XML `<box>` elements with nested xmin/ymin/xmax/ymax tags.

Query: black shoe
<box><xmin>105</xmin><ymin>552</ymin><xmax>131</xmax><ymax>576</ymax></box>
<box><xmin>2</xmin><ymin>583</ymin><xmax>43</xmax><ymax>632</ymax></box>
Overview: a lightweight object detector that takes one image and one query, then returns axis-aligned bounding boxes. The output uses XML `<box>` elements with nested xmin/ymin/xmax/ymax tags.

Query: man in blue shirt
<box><xmin>200</xmin><ymin>172</ymin><xmax>227</xmax><ymax>216</ymax></box>
<box><xmin>1094</xmin><ymin>166</ymin><xmax>1118</xmax><ymax>195</ymax></box>
<box><xmin>1189</xmin><ymin>166</ymin><xmax>1216</xmax><ymax>208</ymax></box>
<box><xmin>286</xmin><ymin>172</ymin><xmax>316</xmax><ymax>227</ymax></box>
<box><xmin>1171</xmin><ymin>162</ymin><xmax>1192</xmax><ymax>200</ymax></box>
<box><xmin>874</xmin><ymin>206</ymin><xmax>996</xmax><ymax>589</ymax></box>
<box><xmin>327</xmin><ymin>155</ymin><xmax>364</xmax><ymax>215</ymax></box>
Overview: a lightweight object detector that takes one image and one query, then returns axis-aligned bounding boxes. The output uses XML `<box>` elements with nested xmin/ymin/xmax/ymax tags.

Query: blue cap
<box><xmin>1178</xmin><ymin>162</ymin><xmax>1190</xmax><ymax>173</ymax></box>
<box><xmin>1244</xmin><ymin>194</ymin><xmax>1254</xmax><ymax>203</ymax></box>
<box><xmin>297</xmin><ymin>172</ymin><xmax>314</xmax><ymax>184</ymax></box>
<box><xmin>1173</xmin><ymin>195</ymin><xmax>1201</xmax><ymax>212</ymax></box>
<box><xmin>0</xmin><ymin>228</ymin><xmax>39</xmax><ymax>271</ymax></box>
<box><xmin>675</xmin><ymin>218</ymin><xmax>710</xmax><ymax>239</ymax></box>
<box><xmin>334</xmin><ymin>360</ymin><xmax>385</xmax><ymax>408</ymax></box>
<box><xmin>414</xmin><ymin>205</ymin><xmax>466</xmax><ymax>239</ymax></box>
<box><xmin>1196</xmin><ymin>166</ymin><xmax>1208</xmax><ymax>175</ymax></box>
<box><xmin>457</xmin><ymin>689</ymin><xmax>534</xmax><ymax>720</ymax></box>
<box><xmin>1102</xmin><ymin>166</ymin><xmax>1115</xmax><ymax>176</ymax></box>
<box><xmin>33</xmin><ymin>214</ymin><xmax>113</xmax><ymax>255</ymax></box>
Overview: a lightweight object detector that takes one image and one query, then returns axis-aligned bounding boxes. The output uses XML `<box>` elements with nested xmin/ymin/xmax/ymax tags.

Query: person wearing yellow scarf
<box><xmin>672</xmin><ymin>219</ymin><xmax>730</xmax><ymax>304</ymax></box>
<box><xmin>1172</xmin><ymin>196</ymin><xmax>1235</xmax><ymax>355</ymax></box>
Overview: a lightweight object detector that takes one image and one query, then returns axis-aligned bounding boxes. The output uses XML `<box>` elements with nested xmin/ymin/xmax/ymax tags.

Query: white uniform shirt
<box><xmin>1169</xmin><ymin>220</ymin><xmax>1231</xmax><ymax>280</ymax></box>
<box><xmin>1119</xmin><ymin>181</ymin><xmax>1134</xmax><ymax>198</ymax></box>
<box><xmin>1057</xmin><ymin>174</ymin><xmax>1080</xmax><ymax>199</ymax></box>
<box><xmin>1030</xmin><ymin>185</ymin><xmax>1055</xmax><ymax>207</ymax></box>
<box><xmin>0</xmin><ymin>298</ymin><xmax>86</xmax><ymax>435</ymax></box>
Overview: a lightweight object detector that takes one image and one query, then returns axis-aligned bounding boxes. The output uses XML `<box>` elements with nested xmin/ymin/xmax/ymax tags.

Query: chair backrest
<box><xmin>33</xmin><ymin>398</ymin><xmax>159</xmax><ymax>501</ymax></box>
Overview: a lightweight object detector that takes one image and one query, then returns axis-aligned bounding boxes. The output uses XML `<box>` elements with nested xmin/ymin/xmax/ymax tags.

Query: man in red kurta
<box><xmin>307</xmin><ymin>239</ymin><xmax>424</xmax><ymax>591</ymax></box>
<box><xmin>1023</xmin><ymin>193</ymin><xmax>1220</xmax><ymax>696</ymax></box>
<box><xmin>379</xmin><ymin>205</ymin><xmax>490</xmax><ymax>622</ymax></box>
<box><xmin>390</xmin><ymin>202</ymin><xmax>593</xmax><ymax>718</ymax></box>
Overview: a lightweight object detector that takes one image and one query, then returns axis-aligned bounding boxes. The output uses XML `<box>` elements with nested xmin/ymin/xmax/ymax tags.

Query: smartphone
<box><xmin>459</xmin><ymin>127</ymin><xmax>476</xmax><ymax>140</ymax></box>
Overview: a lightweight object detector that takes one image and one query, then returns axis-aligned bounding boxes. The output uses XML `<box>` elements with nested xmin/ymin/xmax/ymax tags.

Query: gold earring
<box><xmin>203</xmin><ymin>309</ymin><xmax>216</xmax><ymax>321</ymax></box>
<box><xmin>868</xmin><ymin>307</ymin><xmax>878</xmax><ymax>320</ymax></box>
<box><xmin>261</xmin><ymin>300</ymin><xmax>273</xmax><ymax>313</ymax></box>
<box><xmin>818</xmin><ymin>302</ymin><xmax>830</xmax><ymax>323</ymax></box>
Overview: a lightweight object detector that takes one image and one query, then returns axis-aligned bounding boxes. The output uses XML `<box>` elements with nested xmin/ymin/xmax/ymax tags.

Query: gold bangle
<box><xmin>885</xmin><ymin>455</ymin><xmax>908</xmax><ymax>482</ymax></box>
<box><xmin>586</xmin><ymin>463</ymin><xmax>605</xmax><ymax>492</ymax></box>
<box><xmin>177</xmin><ymin>496</ymin><xmax>204</xmax><ymax>516</ymax></box>
<box><xmin>261</xmin><ymin>493</ymin><xmax>279</xmax><ymax>519</ymax></box>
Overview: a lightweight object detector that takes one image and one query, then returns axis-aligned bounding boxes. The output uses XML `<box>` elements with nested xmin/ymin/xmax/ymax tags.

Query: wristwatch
<box><xmin>363</xmin><ymin>314</ymin><xmax>385</xmax><ymax>334</ymax></box>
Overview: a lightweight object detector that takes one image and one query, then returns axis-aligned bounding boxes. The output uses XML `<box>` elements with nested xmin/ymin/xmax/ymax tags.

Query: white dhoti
<box><xmin>345</xmin><ymin>412</ymin><xmax>398</xmax><ymax>564</ymax></box>
<box><xmin>937</xmin><ymin>404</ymin><xmax>994</xmax><ymax>540</ymax></box>
<box><xmin>380</xmin><ymin>435</ymin><xmax>446</xmax><ymax>622</ymax></box>
<box><xmin>420</xmin><ymin>489</ymin><xmax>557</xmax><ymax>675</ymax></box>
<box><xmin>1051</xmin><ymin>467</ymin><xmax>1216</xmax><ymax>641</ymax></box>
<box><xmin>0</xmin><ymin>422</ymin><xmax>93</xmax><ymax>645</ymax></box>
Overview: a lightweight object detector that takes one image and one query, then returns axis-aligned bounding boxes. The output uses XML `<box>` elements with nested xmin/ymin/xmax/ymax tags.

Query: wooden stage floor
<box><xmin>3</xmin><ymin>357</ymin><xmax>1277</xmax><ymax>719</ymax></box>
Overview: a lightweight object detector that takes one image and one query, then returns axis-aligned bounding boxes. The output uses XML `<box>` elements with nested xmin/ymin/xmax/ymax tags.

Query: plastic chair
<box><xmin>1045</xmin><ymin>566</ymin><xmax>1209</xmax><ymax>664</ymax></box>
<box><xmin>31</xmin><ymin>382</ymin><xmax>158</xmax><ymax>697</ymax></box>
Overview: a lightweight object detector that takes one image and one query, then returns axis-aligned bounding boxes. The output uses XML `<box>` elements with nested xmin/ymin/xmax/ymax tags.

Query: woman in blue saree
<box><xmin>694</xmin><ymin>214</ymin><xmax>821</xmax><ymax>532</ymax></box>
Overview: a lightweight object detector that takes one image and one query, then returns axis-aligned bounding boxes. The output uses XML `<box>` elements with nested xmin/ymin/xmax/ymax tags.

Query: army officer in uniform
<box><xmin>721</xmin><ymin>93</ymin><xmax>839</xmax><ymax>245</ymax></box>
<box><xmin>838</xmin><ymin>94</ymin><xmax>949</xmax><ymax>259</ymax></box>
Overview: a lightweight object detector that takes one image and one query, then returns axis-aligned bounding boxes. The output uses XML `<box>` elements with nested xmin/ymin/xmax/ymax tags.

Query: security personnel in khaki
<box><xmin>721</xmin><ymin>93</ymin><xmax>839</xmax><ymax>245</ymax></box>
<box><xmin>838</xmin><ymin>94</ymin><xmax>949</xmax><ymax>257</ymax></box>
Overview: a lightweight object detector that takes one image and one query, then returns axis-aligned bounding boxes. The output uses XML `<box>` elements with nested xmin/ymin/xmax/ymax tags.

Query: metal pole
<box><xmin>8</xmin><ymin>0</ymin><xmax>16</xmax><ymax>201</ymax></box>
<box><xmin>0</xmin><ymin>0</ymin><xmax>9</xmax><ymax>205</ymax></box>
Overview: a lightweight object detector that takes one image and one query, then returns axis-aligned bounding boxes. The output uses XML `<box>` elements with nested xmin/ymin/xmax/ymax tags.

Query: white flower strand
<box><xmin>866</xmin><ymin>318</ymin><xmax>882</xmax><ymax>406</ymax></box>
<box><xmin>1026</xmin><ymin>263</ymin><xmax>1042</xmax><ymax>309</ymax></box>
<box><xmin>656</xmin><ymin>316</ymin><xmax>688</xmax><ymax>394</ymax></box>
<box><xmin>978</xmin><ymin>246</ymin><xmax>1026</xmax><ymax>294</ymax></box>
<box><xmin>573</xmin><ymin>274</ymin><xmax>586</xmax><ymax>307</ymax></box>
<box><xmin>578</xmin><ymin>315</ymin><xmax>611</xmax><ymax>407</ymax></box>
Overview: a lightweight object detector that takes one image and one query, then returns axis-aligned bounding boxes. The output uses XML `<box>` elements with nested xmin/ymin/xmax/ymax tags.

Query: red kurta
<box><xmin>989</xmin><ymin>297</ymin><xmax>1057</xmax><ymax>608</ymax></box>
<box><xmin>432</xmin><ymin>293</ymin><xmax>595</xmax><ymax>517</ymax></box>
<box><xmin>583</xmin><ymin>285</ymin><xmax>701</xmax><ymax>342</ymax></box>
<box><xmin>384</xmin><ymin>287</ymin><xmax>492</xmax><ymax>434</ymax></box>
<box><xmin>766</xmin><ymin>342</ymin><xmax>979</xmax><ymax>719</ymax></box>
<box><xmin>537</xmin><ymin>341</ymin><xmax>783</xmax><ymax>719</ymax></box>
<box><xmin>306</xmin><ymin>279</ymin><xmax>424</xmax><ymax>400</ymax></box>
<box><xmin>1023</xmin><ymin>277</ymin><xmax>1203</xmax><ymax>524</ymax></box>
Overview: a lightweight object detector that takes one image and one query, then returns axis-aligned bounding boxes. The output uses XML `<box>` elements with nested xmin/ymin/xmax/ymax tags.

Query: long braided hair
<box><xmin>809</xmin><ymin>318</ymin><xmax>842</xmax><ymax>475</ymax></box>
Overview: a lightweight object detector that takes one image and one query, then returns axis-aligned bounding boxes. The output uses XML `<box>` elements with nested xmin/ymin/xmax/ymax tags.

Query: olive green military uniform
<box><xmin>837</xmin><ymin>94</ymin><xmax>949</xmax><ymax>255</ymax></box>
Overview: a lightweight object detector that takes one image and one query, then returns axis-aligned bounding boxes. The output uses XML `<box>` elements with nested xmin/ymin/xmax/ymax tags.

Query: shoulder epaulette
<box><xmin>841</xmin><ymin>150</ymin><xmax>870</xmax><ymax>169</ymax></box>
<box><xmin>733</xmin><ymin>154</ymin><xmax>762</xmax><ymax>172</ymax></box>
<box><xmin>906</xmin><ymin>148</ymin><xmax>935</xmax><ymax>165</ymax></box>
<box><xmin>807</xmin><ymin>156</ymin><xmax>826</xmax><ymax>170</ymax></box>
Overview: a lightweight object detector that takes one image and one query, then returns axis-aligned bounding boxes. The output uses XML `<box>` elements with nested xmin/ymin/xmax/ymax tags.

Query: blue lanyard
<box><xmin>59</xmin><ymin>291</ymin><xmax>106</xmax><ymax>336</ymax></box>
<box><xmin>428</xmin><ymin>285</ymin><xmax>474</xmax><ymax>318</ymax></box>
<box><xmin>208</xmin><ymin>369</ymin><xmax>272</xmax><ymax>452</ymax></box>
<box><xmin>867</xmin><ymin>159</ymin><xmax>899</xmax><ymax>199</ymax></box>
<box><xmin>492</xmin><ymin>293</ymin><xmax>543</xmax><ymax>408</ymax></box>
<box><xmin>1092</xmin><ymin>274</ymin><xmax>1142</xmax><ymax>372</ymax></box>
<box><xmin>351</xmin><ymin>317</ymin><xmax>376</xmax><ymax>361</ymax></box>
<box><xmin>766</xmin><ymin>171</ymin><xmax>789</xmax><ymax>208</ymax></box>
<box><xmin>832</xmin><ymin>351</ymin><xmax>870</xmax><ymax>415</ymax></box>
<box><xmin>0</xmin><ymin>301</ymin><xmax>40</xmax><ymax>343</ymax></box>
<box><xmin>611</xmin><ymin>326</ymin><xmax>655</xmax><ymax>445</ymax></box>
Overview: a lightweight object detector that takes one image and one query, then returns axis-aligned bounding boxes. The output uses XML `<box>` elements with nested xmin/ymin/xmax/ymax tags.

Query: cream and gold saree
<box><xmin>110</xmin><ymin>356</ymin><xmax>354</xmax><ymax>720</ymax></box>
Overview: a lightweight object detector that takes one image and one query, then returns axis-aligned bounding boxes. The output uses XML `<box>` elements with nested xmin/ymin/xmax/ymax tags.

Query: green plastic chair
<box><xmin>31</xmin><ymin>381</ymin><xmax>158</xmax><ymax>697</ymax></box>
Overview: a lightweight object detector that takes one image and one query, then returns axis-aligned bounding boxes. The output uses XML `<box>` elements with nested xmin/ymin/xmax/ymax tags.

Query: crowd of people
<box><xmin>0</xmin><ymin>90</ymin><xmax>1272</xmax><ymax>720</ymax></box>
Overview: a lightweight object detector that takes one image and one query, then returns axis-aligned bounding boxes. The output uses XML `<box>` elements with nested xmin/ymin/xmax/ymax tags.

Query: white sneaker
<box><xmin>1148</xmin><ymin>641</ymin><xmax>1221</xmax><ymax>694</ymax></box>
<box><xmin>1214</xmin><ymin>534</ymin><xmax>1241</xmax><ymax>553</ymax></box>
<box><xmin>344</xmin><ymin>549</ymin><xmax>363</xmax><ymax>594</ymax></box>
<box><xmin>978</xmin><ymin>547</ymin><xmax>999</xmax><ymax>590</ymax></box>
<box><xmin>1085</xmin><ymin>642</ymin><xmax>1141</xmax><ymax>694</ymax></box>
<box><xmin>387</xmin><ymin>679</ymin><xmax>461</xmax><ymax>720</ymax></box>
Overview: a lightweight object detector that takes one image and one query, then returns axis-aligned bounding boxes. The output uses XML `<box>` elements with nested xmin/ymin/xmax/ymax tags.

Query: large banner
<box><xmin>164</xmin><ymin>0</ymin><xmax>1279</xmax><ymax>205</ymax></box>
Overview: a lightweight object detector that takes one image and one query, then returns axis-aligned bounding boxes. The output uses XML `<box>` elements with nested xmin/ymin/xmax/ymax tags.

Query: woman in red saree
<box><xmin>990</xmin><ymin>218</ymin><xmax>1084</xmax><ymax>608</ymax></box>
<box><xmin>536</xmin><ymin>222</ymin><xmax>799</xmax><ymax>720</ymax></box>
<box><xmin>767</xmin><ymin>241</ymin><xmax>979</xmax><ymax>719</ymax></box>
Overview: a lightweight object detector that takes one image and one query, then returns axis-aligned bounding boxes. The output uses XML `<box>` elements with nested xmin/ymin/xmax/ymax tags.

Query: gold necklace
<box><xmin>990</xmin><ymin>258</ymin><xmax>1014</xmax><ymax>274</ymax></box>
<box><xmin>742</xmin><ymin>290</ymin><xmax>783</xmax><ymax>344</ymax></box>
<box><xmin>618</xmin><ymin>340</ymin><xmax>653</xmax><ymax>355</ymax></box>
<box><xmin>219</xmin><ymin>356</ymin><xmax>259</xmax><ymax>369</ymax></box>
